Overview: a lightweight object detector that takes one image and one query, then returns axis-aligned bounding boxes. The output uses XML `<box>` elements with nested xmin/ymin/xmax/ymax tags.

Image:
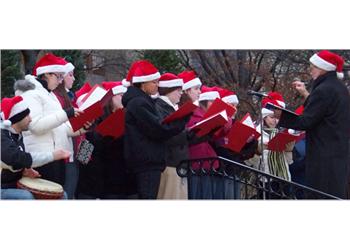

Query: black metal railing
<box><xmin>176</xmin><ymin>156</ymin><xmax>340</xmax><ymax>200</ymax></box>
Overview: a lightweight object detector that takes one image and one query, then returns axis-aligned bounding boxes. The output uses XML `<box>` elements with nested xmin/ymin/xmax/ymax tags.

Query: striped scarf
<box><xmin>266</xmin><ymin>129</ymin><xmax>291</xmax><ymax>181</ymax></box>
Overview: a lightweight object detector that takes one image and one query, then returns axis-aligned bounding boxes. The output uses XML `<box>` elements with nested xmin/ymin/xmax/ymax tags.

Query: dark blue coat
<box><xmin>1</xmin><ymin>128</ymin><xmax>32</xmax><ymax>188</ymax></box>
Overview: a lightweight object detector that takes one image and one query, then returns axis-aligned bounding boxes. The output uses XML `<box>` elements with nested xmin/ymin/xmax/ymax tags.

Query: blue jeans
<box><xmin>1</xmin><ymin>189</ymin><xmax>67</xmax><ymax>200</ymax></box>
<box><xmin>64</xmin><ymin>162</ymin><xmax>79</xmax><ymax>199</ymax></box>
<box><xmin>1</xmin><ymin>189</ymin><xmax>35</xmax><ymax>199</ymax></box>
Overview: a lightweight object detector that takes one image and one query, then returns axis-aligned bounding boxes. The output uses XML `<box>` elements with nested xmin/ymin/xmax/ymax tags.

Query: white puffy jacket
<box><xmin>21</xmin><ymin>75</ymin><xmax>78</xmax><ymax>162</ymax></box>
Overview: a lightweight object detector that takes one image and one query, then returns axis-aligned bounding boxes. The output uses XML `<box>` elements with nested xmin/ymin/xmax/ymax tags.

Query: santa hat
<box><xmin>158</xmin><ymin>73</ymin><xmax>183</xmax><ymax>88</ymax></box>
<box><xmin>75</xmin><ymin>82</ymin><xmax>92</xmax><ymax>107</ymax></box>
<box><xmin>129</xmin><ymin>60</ymin><xmax>160</xmax><ymax>83</ymax></box>
<box><xmin>122</xmin><ymin>78</ymin><xmax>131</xmax><ymax>87</ymax></box>
<box><xmin>178</xmin><ymin>71</ymin><xmax>202</xmax><ymax>91</ymax></box>
<box><xmin>262</xmin><ymin>108</ymin><xmax>274</xmax><ymax>119</ymax></box>
<box><xmin>62</xmin><ymin>58</ymin><xmax>75</xmax><ymax>77</ymax></box>
<box><xmin>1</xmin><ymin>96</ymin><xmax>30</xmax><ymax>127</ymax></box>
<box><xmin>295</xmin><ymin>105</ymin><xmax>304</xmax><ymax>115</ymax></box>
<box><xmin>217</xmin><ymin>88</ymin><xmax>239</xmax><ymax>105</ymax></box>
<box><xmin>262</xmin><ymin>92</ymin><xmax>285</xmax><ymax>108</ymax></box>
<box><xmin>32</xmin><ymin>53</ymin><xmax>67</xmax><ymax>76</ymax></box>
<box><xmin>309</xmin><ymin>50</ymin><xmax>344</xmax><ymax>79</ymax></box>
<box><xmin>198</xmin><ymin>86</ymin><xmax>220</xmax><ymax>102</ymax></box>
<box><xmin>124</xmin><ymin>63</ymin><xmax>137</xmax><ymax>85</ymax></box>
<box><xmin>101</xmin><ymin>81</ymin><xmax>127</xmax><ymax>95</ymax></box>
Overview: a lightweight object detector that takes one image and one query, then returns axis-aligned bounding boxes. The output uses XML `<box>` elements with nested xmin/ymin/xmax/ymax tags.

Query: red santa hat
<box><xmin>122</xmin><ymin>78</ymin><xmax>131</xmax><ymax>87</ymax></box>
<box><xmin>158</xmin><ymin>73</ymin><xmax>184</xmax><ymax>88</ymax></box>
<box><xmin>124</xmin><ymin>63</ymin><xmax>137</xmax><ymax>85</ymax></box>
<box><xmin>32</xmin><ymin>53</ymin><xmax>67</xmax><ymax>76</ymax></box>
<box><xmin>262</xmin><ymin>91</ymin><xmax>286</xmax><ymax>108</ymax></box>
<box><xmin>178</xmin><ymin>71</ymin><xmax>202</xmax><ymax>91</ymax></box>
<box><xmin>62</xmin><ymin>58</ymin><xmax>75</xmax><ymax>77</ymax></box>
<box><xmin>217</xmin><ymin>87</ymin><xmax>239</xmax><ymax>105</ymax></box>
<box><xmin>129</xmin><ymin>60</ymin><xmax>160</xmax><ymax>83</ymax></box>
<box><xmin>309</xmin><ymin>50</ymin><xmax>344</xmax><ymax>79</ymax></box>
<box><xmin>198</xmin><ymin>85</ymin><xmax>220</xmax><ymax>102</ymax></box>
<box><xmin>262</xmin><ymin>108</ymin><xmax>274</xmax><ymax>119</ymax></box>
<box><xmin>75</xmin><ymin>82</ymin><xmax>92</xmax><ymax>107</ymax></box>
<box><xmin>295</xmin><ymin>105</ymin><xmax>304</xmax><ymax>115</ymax></box>
<box><xmin>101</xmin><ymin>81</ymin><xmax>127</xmax><ymax>95</ymax></box>
<box><xmin>1</xmin><ymin>96</ymin><xmax>30</xmax><ymax>127</ymax></box>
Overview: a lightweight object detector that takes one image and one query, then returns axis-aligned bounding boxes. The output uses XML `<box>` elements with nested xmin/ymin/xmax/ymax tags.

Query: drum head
<box><xmin>18</xmin><ymin>177</ymin><xmax>63</xmax><ymax>193</ymax></box>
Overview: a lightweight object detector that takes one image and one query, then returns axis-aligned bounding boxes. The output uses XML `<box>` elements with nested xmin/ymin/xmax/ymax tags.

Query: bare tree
<box><xmin>175</xmin><ymin>50</ymin><xmax>350</xmax><ymax>118</ymax></box>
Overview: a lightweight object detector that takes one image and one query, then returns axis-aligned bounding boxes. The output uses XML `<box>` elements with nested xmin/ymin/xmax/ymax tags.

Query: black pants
<box><xmin>135</xmin><ymin>170</ymin><xmax>161</xmax><ymax>199</ymax></box>
<box><xmin>37</xmin><ymin>160</ymin><xmax>65</xmax><ymax>186</ymax></box>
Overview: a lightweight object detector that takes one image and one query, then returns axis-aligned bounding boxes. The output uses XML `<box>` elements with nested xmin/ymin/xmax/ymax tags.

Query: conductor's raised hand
<box><xmin>292</xmin><ymin>80</ymin><xmax>309</xmax><ymax>98</ymax></box>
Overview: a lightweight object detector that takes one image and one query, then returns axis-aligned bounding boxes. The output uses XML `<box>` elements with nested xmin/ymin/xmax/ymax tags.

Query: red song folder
<box><xmin>202</xmin><ymin>98</ymin><xmax>237</xmax><ymax>120</ymax></box>
<box><xmin>79</xmin><ymin>84</ymin><xmax>107</xmax><ymax>110</ymax></box>
<box><xmin>162</xmin><ymin>101</ymin><xmax>198</xmax><ymax>124</ymax></box>
<box><xmin>69</xmin><ymin>101</ymin><xmax>104</xmax><ymax>132</ymax></box>
<box><xmin>225</xmin><ymin>113</ymin><xmax>261</xmax><ymax>153</ymax></box>
<box><xmin>267</xmin><ymin>129</ymin><xmax>303</xmax><ymax>152</ymax></box>
<box><xmin>189</xmin><ymin>110</ymin><xmax>229</xmax><ymax>137</ymax></box>
<box><xmin>95</xmin><ymin>109</ymin><xmax>125</xmax><ymax>138</ymax></box>
<box><xmin>99</xmin><ymin>89</ymin><xmax>114</xmax><ymax>108</ymax></box>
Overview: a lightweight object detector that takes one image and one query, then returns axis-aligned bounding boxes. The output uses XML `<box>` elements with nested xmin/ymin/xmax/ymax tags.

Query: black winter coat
<box><xmin>279</xmin><ymin>71</ymin><xmax>350</xmax><ymax>198</ymax></box>
<box><xmin>76</xmin><ymin>110</ymin><xmax>136</xmax><ymax>198</ymax></box>
<box><xmin>154</xmin><ymin>98</ymin><xmax>192</xmax><ymax>167</ymax></box>
<box><xmin>1</xmin><ymin>128</ymin><xmax>32</xmax><ymax>188</ymax></box>
<box><xmin>122</xmin><ymin>87</ymin><xmax>187</xmax><ymax>173</ymax></box>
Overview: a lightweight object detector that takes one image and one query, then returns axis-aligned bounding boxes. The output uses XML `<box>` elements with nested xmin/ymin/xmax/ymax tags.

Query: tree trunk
<box><xmin>21</xmin><ymin>50</ymin><xmax>40</xmax><ymax>74</ymax></box>
<box><xmin>237</xmin><ymin>50</ymin><xmax>250</xmax><ymax>89</ymax></box>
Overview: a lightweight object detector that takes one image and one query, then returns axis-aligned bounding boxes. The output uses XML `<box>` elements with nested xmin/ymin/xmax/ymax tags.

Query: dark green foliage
<box><xmin>140</xmin><ymin>50</ymin><xmax>184</xmax><ymax>74</ymax></box>
<box><xmin>50</xmin><ymin>50</ymin><xmax>86</xmax><ymax>91</ymax></box>
<box><xmin>1</xmin><ymin>50</ymin><xmax>23</xmax><ymax>98</ymax></box>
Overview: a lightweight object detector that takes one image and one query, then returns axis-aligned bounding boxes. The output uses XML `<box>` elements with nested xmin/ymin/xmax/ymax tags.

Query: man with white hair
<box><xmin>278</xmin><ymin>50</ymin><xmax>350</xmax><ymax>198</ymax></box>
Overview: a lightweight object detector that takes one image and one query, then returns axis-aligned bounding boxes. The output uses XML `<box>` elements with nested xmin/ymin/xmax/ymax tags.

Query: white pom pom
<box><xmin>122</xmin><ymin>79</ymin><xmax>130</xmax><ymax>87</ymax></box>
<box><xmin>288</xmin><ymin>129</ymin><xmax>295</xmax><ymax>134</ymax></box>
<box><xmin>337</xmin><ymin>72</ymin><xmax>344</xmax><ymax>79</ymax></box>
<box><xmin>25</xmin><ymin>74</ymin><xmax>34</xmax><ymax>81</ymax></box>
<box><xmin>2</xmin><ymin>120</ymin><xmax>12</xmax><ymax>127</ymax></box>
<box><xmin>25</xmin><ymin>74</ymin><xmax>40</xmax><ymax>85</ymax></box>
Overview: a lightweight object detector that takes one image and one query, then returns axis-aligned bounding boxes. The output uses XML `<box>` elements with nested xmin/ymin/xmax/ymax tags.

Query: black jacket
<box><xmin>279</xmin><ymin>71</ymin><xmax>350</xmax><ymax>198</ymax></box>
<box><xmin>76</xmin><ymin>110</ymin><xmax>137</xmax><ymax>198</ymax></box>
<box><xmin>155</xmin><ymin>98</ymin><xmax>192</xmax><ymax>167</ymax></box>
<box><xmin>122</xmin><ymin>87</ymin><xmax>186</xmax><ymax>173</ymax></box>
<box><xmin>1</xmin><ymin>128</ymin><xmax>32</xmax><ymax>188</ymax></box>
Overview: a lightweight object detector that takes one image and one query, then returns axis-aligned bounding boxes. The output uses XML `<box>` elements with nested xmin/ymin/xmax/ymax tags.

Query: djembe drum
<box><xmin>17</xmin><ymin>177</ymin><xmax>64</xmax><ymax>199</ymax></box>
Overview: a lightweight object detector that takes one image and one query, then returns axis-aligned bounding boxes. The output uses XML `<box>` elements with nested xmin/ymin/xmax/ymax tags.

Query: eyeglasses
<box><xmin>51</xmin><ymin>73</ymin><xmax>64</xmax><ymax>81</ymax></box>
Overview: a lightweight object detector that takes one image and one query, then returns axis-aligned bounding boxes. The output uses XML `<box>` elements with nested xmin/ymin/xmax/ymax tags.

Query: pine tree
<box><xmin>1</xmin><ymin>50</ymin><xmax>23</xmax><ymax>98</ymax></box>
<box><xmin>140</xmin><ymin>50</ymin><xmax>184</xmax><ymax>74</ymax></box>
<box><xmin>50</xmin><ymin>50</ymin><xmax>86</xmax><ymax>91</ymax></box>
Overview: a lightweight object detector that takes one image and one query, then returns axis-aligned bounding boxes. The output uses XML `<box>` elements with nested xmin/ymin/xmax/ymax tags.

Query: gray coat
<box><xmin>279</xmin><ymin>71</ymin><xmax>350</xmax><ymax>198</ymax></box>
